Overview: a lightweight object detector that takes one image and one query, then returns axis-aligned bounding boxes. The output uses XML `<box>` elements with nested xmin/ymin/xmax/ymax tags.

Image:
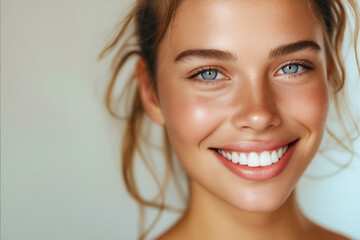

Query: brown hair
<box><xmin>99</xmin><ymin>0</ymin><xmax>360</xmax><ymax>238</ymax></box>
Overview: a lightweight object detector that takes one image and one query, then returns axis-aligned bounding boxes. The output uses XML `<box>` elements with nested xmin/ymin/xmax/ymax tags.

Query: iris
<box><xmin>200</xmin><ymin>70</ymin><xmax>218</xmax><ymax>80</ymax></box>
<box><xmin>282</xmin><ymin>64</ymin><xmax>299</xmax><ymax>74</ymax></box>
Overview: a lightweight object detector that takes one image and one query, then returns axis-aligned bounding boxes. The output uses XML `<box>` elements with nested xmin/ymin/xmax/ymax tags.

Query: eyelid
<box><xmin>274</xmin><ymin>59</ymin><xmax>315</xmax><ymax>76</ymax></box>
<box><xmin>188</xmin><ymin>66</ymin><xmax>229</xmax><ymax>80</ymax></box>
<box><xmin>187</xmin><ymin>66</ymin><xmax>230</xmax><ymax>84</ymax></box>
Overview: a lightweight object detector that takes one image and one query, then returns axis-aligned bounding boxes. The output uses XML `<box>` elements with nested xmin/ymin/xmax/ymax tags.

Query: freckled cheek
<box><xmin>169</xmin><ymin>101</ymin><xmax>220</xmax><ymax>145</ymax></box>
<box><xmin>281</xmin><ymin>81</ymin><xmax>329</xmax><ymax>132</ymax></box>
<box><xmin>159</xmin><ymin>89</ymin><xmax>223</xmax><ymax>147</ymax></box>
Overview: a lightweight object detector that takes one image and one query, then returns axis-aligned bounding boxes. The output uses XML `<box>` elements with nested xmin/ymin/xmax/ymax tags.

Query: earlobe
<box><xmin>136</xmin><ymin>58</ymin><xmax>165</xmax><ymax>125</ymax></box>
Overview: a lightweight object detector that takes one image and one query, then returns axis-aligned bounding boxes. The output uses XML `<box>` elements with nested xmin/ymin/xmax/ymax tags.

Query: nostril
<box><xmin>231</xmin><ymin>84</ymin><xmax>281</xmax><ymax>132</ymax></box>
<box><xmin>232</xmin><ymin>109</ymin><xmax>281</xmax><ymax>132</ymax></box>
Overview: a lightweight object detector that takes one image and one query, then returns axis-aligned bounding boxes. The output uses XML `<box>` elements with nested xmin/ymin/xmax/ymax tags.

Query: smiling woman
<box><xmin>100</xmin><ymin>0</ymin><xmax>360</xmax><ymax>239</ymax></box>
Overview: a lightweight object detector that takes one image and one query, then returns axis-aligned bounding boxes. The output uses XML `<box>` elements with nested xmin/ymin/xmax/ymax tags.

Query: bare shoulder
<box><xmin>155</xmin><ymin>218</ymin><xmax>191</xmax><ymax>240</ymax></box>
<box><xmin>309</xmin><ymin>223</ymin><xmax>350</xmax><ymax>240</ymax></box>
<box><xmin>156</xmin><ymin>219</ymin><xmax>351</xmax><ymax>240</ymax></box>
<box><xmin>156</xmin><ymin>231</ymin><xmax>178</xmax><ymax>240</ymax></box>
<box><xmin>155</xmin><ymin>229</ymin><xmax>177</xmax><ymax>240</ymax></box>
<box><xmin>156</xmin><ymin>227</ymin><xmax>186</xmax><ymax>240</ymax></box>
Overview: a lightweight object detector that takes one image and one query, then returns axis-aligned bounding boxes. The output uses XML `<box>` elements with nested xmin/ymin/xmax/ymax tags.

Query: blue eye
<box><xmin>200</xmin><ymin>70</ymin><xmax>218</xmax><ymax>80</ymax></box>
<box><xmin>189</xmin><ymin>67</ymin><xmax>229</xmax><ymax>84</ymax></box>
<box><xmin>279</xmin><ymin>64</ymin><xmax>303</xmax><ymax>74</ymax></box>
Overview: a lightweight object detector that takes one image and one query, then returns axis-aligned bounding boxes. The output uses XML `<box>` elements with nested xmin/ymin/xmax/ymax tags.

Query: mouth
<box><xmin>216</xmin><ymin>143</ymin><xmax>289</xmax><ymax>167</ymax></box>
<box><xmin>211</xmin><ymin>140</ymin><xmax>298</xmax><ymax>181</ymax></box>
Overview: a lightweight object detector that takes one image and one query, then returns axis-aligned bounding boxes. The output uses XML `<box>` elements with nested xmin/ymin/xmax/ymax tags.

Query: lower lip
<box><xmin>213</xmin><ymin>141</ymin><xmax>298</xmax><ymax>181</ymax></box>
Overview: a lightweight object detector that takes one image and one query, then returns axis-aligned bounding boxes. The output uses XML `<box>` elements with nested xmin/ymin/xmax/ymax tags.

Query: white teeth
<box><xmin>231</xmin><ymin>152</ymin><xmax>239</xmax><ymax>163</ymax></box>
<box><xmin>283</xmin><ymin>145</ymin><xmax>288</xmax><ymax>153</ymax></box>
<box><xmin>259</xmin><ymin>151</ymin><xmax>272</xmax><ymax>166</ymax></box>
<box><xmin>248</xmin><ymin>152</ymin><xmax>260</xmax><ymax>167</ymax></box>
<box><xmin>271</xmin><ymin>151</ymin><xmax>279</xmax><ymax>163</ymax></box>
<box><xmin>239</xmin><ymin>153</ymin><xmax>247</xmax><ymax>165</ymax></box>
<box><xmin>221</xmin><ymin>150</ymin><xmax>226</xmax><ymax>158</ymax></box>
<box><xmin>277</xmin><ymin>148</ymin><xmax>283</xmax><ymax>158</ymax></box>
<box><xmin>218</xmin><ymin>144</ymin><xmax>290</xmax><ymax>167</ymax></box>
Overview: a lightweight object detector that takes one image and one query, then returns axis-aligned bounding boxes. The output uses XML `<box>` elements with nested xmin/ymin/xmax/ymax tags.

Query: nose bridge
<box><xmin>231</xmin><ymin>75</ymin><xmax>280</xmax><ymax>132</ymax></box>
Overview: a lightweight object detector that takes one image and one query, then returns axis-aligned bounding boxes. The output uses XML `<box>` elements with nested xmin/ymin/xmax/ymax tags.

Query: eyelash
<box><xmin>187</xmin><ymin>66</ymin><xmax>229</xmax><ymax>85</ymax></box>
<box><xmin>187</xmin><ymin>59</ymin><xmax>315</xmax><ymax>84</ymax></box>
<box><xmin>275</xmin><ymin>60</ymin><xmax>315</xmax><ymax>78</ymax></box>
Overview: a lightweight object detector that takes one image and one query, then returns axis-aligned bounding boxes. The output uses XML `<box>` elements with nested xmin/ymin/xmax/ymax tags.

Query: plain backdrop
<box><xmin>1</xmin><ymin>0</ymin><xmax>360</xmax><ymax>239</ymax></box>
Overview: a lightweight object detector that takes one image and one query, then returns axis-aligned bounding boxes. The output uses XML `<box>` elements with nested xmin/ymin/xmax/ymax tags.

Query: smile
<box><xmin>216</xmin><ymin>144</ymin><xmax>289</xmax><ymax>167</ymax></box>
<box><xmin>212</xmin><ymin>140</ymin><xmax>298</xmax><ymax>181</ymax></box>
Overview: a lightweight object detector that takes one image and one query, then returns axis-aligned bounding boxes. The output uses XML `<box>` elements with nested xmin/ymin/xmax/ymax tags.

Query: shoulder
<box><xmin>157</xmin><ymin>223</ymin><xmax>351</xmax><ymax>240</ymax></box>
<box><xmin>156</xmin><ymin>226</ymin><xmax>188</xmax><ymax>240</ymax></box>
<box><xmin>155</xmin><ymin>217</ymin><xmax>192</xmax><ymax>240</ymax></box>
<box><xmin>156</xmin><ymin>229</ymin><xmax>186</xmax><ymax>240</ymax></box>
<box><xmin>308</xmin><ymin>223</ymin><xmax>350</xmax><ymax>240</ymax></box>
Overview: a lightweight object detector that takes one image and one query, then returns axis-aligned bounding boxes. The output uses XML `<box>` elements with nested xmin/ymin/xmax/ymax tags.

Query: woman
<box><xmin>101</xmin><ymin>0</ymin><xmax>360</xmax><ymax>239</ymax></box>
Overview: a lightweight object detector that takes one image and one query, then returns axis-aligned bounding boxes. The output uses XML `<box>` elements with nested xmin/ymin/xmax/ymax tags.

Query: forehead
<box><xmin>161</xmin><ymin>0</ymin><xmax>323</xmax><ymax>60</ymax></box>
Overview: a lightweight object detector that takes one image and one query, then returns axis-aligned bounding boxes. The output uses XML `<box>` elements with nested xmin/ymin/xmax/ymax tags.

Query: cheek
<box><xmin>156</xmin><ymin>84</ymin><xmax>227</xmax><ymax>181</ymax></box>
<box><xmin>278</xmin><ymin>80</ymin><xmax>329</xmax><ymax>133</ymax></box>
<box><xmin>278</xmin><ymin>78</ymin><xmax>329</xmax><ymax>180</ymax></box>
<box><xmin>158</xmin><ymin>87</ymin><xmax>222</xmax><ymax>148</ymax></box>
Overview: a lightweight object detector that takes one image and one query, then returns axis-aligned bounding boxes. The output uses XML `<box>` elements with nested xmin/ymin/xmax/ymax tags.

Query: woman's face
<box><xmin>154</xmin><ymin>0</ymin><xmax>329</xmax><ymax>211</ymax></box>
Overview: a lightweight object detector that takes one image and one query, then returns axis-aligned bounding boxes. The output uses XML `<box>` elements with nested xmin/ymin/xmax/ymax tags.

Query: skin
<box><xmin>136</xmin><ymin>0</ymin><xmax>348</xmax><ymax>239</ymax></box>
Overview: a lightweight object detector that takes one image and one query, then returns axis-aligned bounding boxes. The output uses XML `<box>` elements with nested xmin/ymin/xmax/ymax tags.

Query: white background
<box><xmin>1</xmin><ymin>0</ymin><xmax>360</xmax><ymax>239</ymax></box>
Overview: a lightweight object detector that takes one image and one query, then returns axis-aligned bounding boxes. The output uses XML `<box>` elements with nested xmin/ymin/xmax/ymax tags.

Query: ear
<box><xmin>136</xmin><ymin>58</ymin><xmax>165</xmax><ymax>125</ymax></box>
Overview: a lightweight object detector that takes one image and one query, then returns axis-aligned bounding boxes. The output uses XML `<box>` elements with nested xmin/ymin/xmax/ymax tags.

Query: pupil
<box><xmin>283</xmin><ymin>64</ymin><xmax>298</xmax><ymax>74</ymax></box>
<box><xmin>201</xmin><ymin>70</ymin><xmax>217</xmax><ymax>80</ymax></box>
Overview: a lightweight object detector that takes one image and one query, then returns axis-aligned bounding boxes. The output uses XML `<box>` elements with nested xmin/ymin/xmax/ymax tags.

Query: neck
<box><xmin>176</xmin><ymin>180</ymin><xmax>312</xmax><ymax>240</ymax></box>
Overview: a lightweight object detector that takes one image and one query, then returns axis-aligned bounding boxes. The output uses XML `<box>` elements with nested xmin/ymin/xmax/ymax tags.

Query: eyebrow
<box><xmin>269</xmin><ymin>40</ymin><xmax>321</xmax><ymax>59</ymax></box>
<box><xmin>174</xmin><ymin>40</ymin><xmax>321</xmax><ymax>63</ymax></box>
<box><xmin>174</xmin><ymin>49</ymin><xmax>237</xmax><ymax>62</ymax></box>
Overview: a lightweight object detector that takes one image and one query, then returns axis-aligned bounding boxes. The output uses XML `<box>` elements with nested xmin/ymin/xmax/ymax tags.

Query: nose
<box><xmin>231</xmin><ymin>82</ymin><xmax>281</xmax><ymax>133</ymax></box>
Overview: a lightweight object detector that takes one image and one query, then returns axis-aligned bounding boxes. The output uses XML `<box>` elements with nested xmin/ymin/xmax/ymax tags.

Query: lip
<box><xmin>214</xmin><ymin>139</ymin><xmax>294</xmax><ymax>152</ymax></box>
<box><xmin>212</xmin><ymin>140</ymin><xmax>298</xmax><ymax>181</ymax></box>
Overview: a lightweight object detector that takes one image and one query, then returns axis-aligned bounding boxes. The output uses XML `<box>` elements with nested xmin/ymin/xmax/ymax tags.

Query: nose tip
<box><xmin>231</xmin><ymin>94</ymin><xmax>281</xmax><ymax>133</ymax></box>
<box><xmin>231</xmin><ymin>74</ymin><xmax>282</xmax><ymax>133</ymax></box>
<box><xmin>235</xmin><ymin>109</ymin><xmax>281</xmax><ymax>132</ymax></box>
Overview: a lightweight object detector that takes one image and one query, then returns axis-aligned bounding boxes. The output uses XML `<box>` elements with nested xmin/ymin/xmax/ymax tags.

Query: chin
<box><xmin>233</xmin><ymin>196</ymin><xmax>290</xmax><ymax>213</ymax></box>
<box><xmin>223</xmin><ymin>182</ymin><xmax>295</xmax><ymax>213</ymax></box>
<box><xmin>238</xmin><ymin>197</ymin><xmax>288</xmax><ymax>213</ymax></box>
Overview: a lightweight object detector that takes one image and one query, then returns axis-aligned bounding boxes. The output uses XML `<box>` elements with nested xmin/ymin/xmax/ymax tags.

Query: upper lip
<box><xmin>213</xmin><ymin>139</ymin><xmax>297</xmax><ymax>152</ymax></box>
